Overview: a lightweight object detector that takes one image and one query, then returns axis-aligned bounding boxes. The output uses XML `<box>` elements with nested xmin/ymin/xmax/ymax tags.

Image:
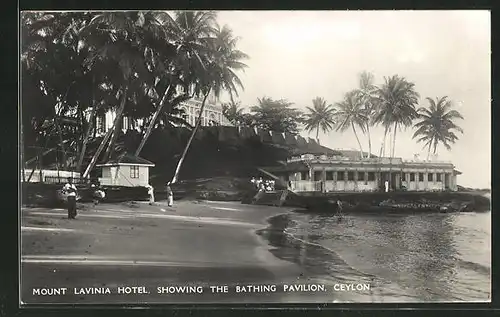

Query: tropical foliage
<box><xmin>221</xmin><ymin>101</ymin><xmax>245</xmax><ymax>126</ymax></box>
<box><xmin>249</xmin><ymin>97</ymin><xmax>304</xmax><ymax>134</ymax></box>
<box><xmin>21</xmin><ymin>11</ymin><xmax>248</xmax><ymax>183</ymax></box>
<box><xmin>303</xmin><ymin>97</ymin><xmax>336</xmax><ymax>144</ymax></box>
<box><xmin>373</xmin><ymin>75</ymin><xmax>420</xmax><ymax>158</ymax></box>
<box><xmin>355</xmin><ymin>71</ymin><xmax>378</xmax><ymax>157</ymax></box>
<box><xmin>334</xmin><ymin>91</ymin><xmax>368</xmax><ymax>158</ymax></box>
<box><xmin>412</xmin><ymin>96</ymin><xmax>464</xmax><ymax>159</ymax></box>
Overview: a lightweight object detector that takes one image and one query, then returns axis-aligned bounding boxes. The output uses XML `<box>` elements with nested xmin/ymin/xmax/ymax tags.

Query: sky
<box><xmin>216</xmin><ymin>10</ymin><xmax>491</xmax><ymax>189</ymax></box>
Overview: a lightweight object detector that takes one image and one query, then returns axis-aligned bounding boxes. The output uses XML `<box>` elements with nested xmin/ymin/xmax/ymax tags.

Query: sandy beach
<box><xmin>21</xmin><ymin>200</ymin><xmax>351</xmax><ymax>304</ymax></box>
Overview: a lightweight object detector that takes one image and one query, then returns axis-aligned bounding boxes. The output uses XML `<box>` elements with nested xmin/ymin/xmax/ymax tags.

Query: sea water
<box><xmin>259</xmin><ymin>209</ymin><xmax>491</xmax><ymax>302</ymax></box>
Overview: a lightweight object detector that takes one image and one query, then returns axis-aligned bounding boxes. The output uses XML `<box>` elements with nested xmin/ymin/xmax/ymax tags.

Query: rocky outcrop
<box><xmin>295</xmin><ymin>191</ymin><xmax>490</xmax><ymax>214</ymax></box>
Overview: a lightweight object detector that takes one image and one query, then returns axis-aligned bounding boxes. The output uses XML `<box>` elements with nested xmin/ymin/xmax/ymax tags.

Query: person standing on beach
<box><xmin>62</xmin><ymin>177</ymin><xmax>78</xmax><ymax>219</ymax></box>
<box><xmin>147</xmin><ymin>184</ymin><xmax>155</xmax><ymax>205</ymax></box>
<box><xmin>166</xmin><ymin>182</ymin><xmax>173</xmax><ymax>207</ymax></box>
<box><xmin>336</xmin><ymin>198</ymin><xmax>343</xmax><ymax>222</ymax></box>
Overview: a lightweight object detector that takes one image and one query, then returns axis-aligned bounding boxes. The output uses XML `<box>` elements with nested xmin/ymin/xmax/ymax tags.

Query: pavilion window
<box><xmin>428</xmin><ymin>173</ymin><xmax>433</xmax><ymax>181</ymax></box>
<box><xmin>300</xmin><ymin>171</ymin><xmax>308</xmax><ymax>180</ymax></box>
<box><xmin>314</xmin><ymin>171</ymin><xmax>322</xmax><ymax>181</ymax></box>
<box><xmin>326</xmin><ymin>171</ymin><xmax>334</xmax><ymax>181</ymax></box>
<box><xmin>410</xmin><ymin>173</ymin><xmax>415</xmax><ymax>182</ymax></box>
<box><xmin>437</xmin><ymin>173</ymin><xmax>442</xmax><ymax>182</ymax></box>
<box><xmin>130</xmin><ymin>166</ymin><xmax>139</xmax><ymax>179</ymax></box>
<box><xmin>347</xmin><ymin>171</ymin><xmax>354</xmax><ymax>181</ymax></box>
<box><xmin>368</xmin><ymin>172</ymin><xmax>375</xmax><ymax>181</ymax></box>
<box><xmin>419</xmin><ymin>173</ymin><xmax>424</xmax><ymax>182</ymax></box>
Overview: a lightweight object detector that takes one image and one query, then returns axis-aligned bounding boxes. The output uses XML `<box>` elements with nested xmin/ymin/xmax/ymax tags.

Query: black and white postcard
<box><xmin>20</xmin><ymin>10</ymin><xmax>491</xmax><ymax>305</ymax></box>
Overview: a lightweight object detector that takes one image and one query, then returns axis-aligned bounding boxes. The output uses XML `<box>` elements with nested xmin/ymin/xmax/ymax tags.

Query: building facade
<box><xmin>177</xmin><ymin>94</ymin><xmax>231</xmax><ymax>127</ymax></box>
<box><xmin>264</xmin><ymin>154</ymin><xmax>461</xmax><ymax>193</ymax></box>
<box><xmin>95</xmin><ymin>94</ymin><xmax>230</xmax><ymax>136</ymax></box>
<box><xmin>96</xmin><ymin>154</ymin><xmax>155</xmax><ymax>187</ymax></box>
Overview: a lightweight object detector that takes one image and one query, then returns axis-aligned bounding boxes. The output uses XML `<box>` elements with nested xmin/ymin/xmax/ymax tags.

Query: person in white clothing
<box><xmin>147</xmin><ymin>184</ymin><xmax>155</xmax><ymax>205</ymax></box>
<box><xmin>166</xmin><ymin>182</ymin><xmax>173</xmax><ymax>207</ymax></box>
<box><xmin>62</xmin><ymin>177</ymin><xmax>78</xmax><ymax>219</ymax></box>
<box><xmin>384</xmin><ymin>180</ymin><xmax>389</xmax><ymax>193</ymax></box>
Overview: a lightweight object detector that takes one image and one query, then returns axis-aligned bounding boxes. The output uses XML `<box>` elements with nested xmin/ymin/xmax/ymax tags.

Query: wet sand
<box><xmin>21</xmin><ymin>200</ymin><xmax>343</xmax><ymax>304</ymax></box>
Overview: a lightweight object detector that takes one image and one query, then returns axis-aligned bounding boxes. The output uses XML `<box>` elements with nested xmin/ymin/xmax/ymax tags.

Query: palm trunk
<box><xmin>351</xmin><ymin>122</ymin><xmax>364</xmax><ymax>159</ymax></box>
<box><xmin>38</xmin><ymin>146</ymin><xmax>43</xmax><ymax>183</ymax></box>
<box><xmin>135</xmin><ymin>84</ymin><xmax>173</xmax><ymax>156</ymax></box>
<box><xmin>82</xmin><ymin>87</ymin><xmax>128</xmax><ymax>179</ymax></box>
<box><xmin>103</xmin><ymin>114</ymin><xmax>122</xmax><ymax>161</ymax></box>
<box><xmin>391</xmin><ymin>122</ymin><xmax>398</xmax><ymax>158</ymax></box>
<box><xmin>171</xmin><ymin>89</ymin><xmax>211</xmax><ymax>184</ymax></box>
<box><xmin>54</xmin><ymin>117</ymin><xmax>67</xmax><ymax>169</ymax></box>
<box><xmin>316</xmin><ymin>127</ymin><xmax>320</xmax><ymax>144</ymax></box>
<box><xmin>366</xmin><ymin>123</ymin><xmax>372</xmax><ymax>158</ymax></box>
<box><xmin>92</xmin><ymin>113</ymin><xmax>98</xmax><ymax>138</ymax></box>
<box><xmin>53</xmin><ymin>83</ymin><xmax>74</xmax><ymax>169</ymax></box>
<box><xmin>379</xmin><ymin>125</ymin><xmax>389</xmax><ymax>157</ymax></box>
<box><xmin>77</xmin><ymin>106</ymin><xmax>97</xmax><ymax>175</ymax></box>
<box><xmin>427</xmin><ymin>142</ymin><xmax>432</xmax><ymax>160</ymax></box>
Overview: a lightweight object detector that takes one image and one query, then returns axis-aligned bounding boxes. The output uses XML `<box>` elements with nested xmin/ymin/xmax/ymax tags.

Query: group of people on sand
<box><xmin>145</xmin><ymin>182</ymin><xmax>173</xmax><ymax>208</ymax></box>
<box><xmin>61</xmin><ymin>177</ymin><xmax>106</xmax><ymax>219</ymax></box>
<box><xmin>250</xmin><ymin>177</ymin><xmax>275</xmax><ymax>192</ymax></box>
<box><xmin>61</xmin><ymin>177</ymin><xmax>175</xmax><ymax>219</ymax></box>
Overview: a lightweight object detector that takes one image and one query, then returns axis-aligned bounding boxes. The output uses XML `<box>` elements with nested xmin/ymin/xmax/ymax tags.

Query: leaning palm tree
<box><xmin>303</xmin><ymin>97</ymin><xmax>336</xmax><ymax>144</ymax></box>
<box><xmin>170</xmin><ymin>23</ymin><xmax>248</xmax><ymax>184</ymax></box>
<box><xmin>334</xmin><ymin>90</ymin><xmax>368</xmax><ymax>158</ymax></box>
<box><xmin>373</xmin><ymin>75</ymin><xmax>420</xmax><ymax>158</ymax></box>
<box><xmin>81</xmin><ymin>12</ymin><xmax>156</xmax><ymax>178</ymax></box>
<box><xmin>412</xmin><ymin>96</ymin><xmax>464</xmax><ymax>159</ymax></box>
<box><xmin>134</xmin><ymin>11</ymin><xmax>218</xmax><ymax>156</ymax></box>
<box><xmin>356</xmin><ymin>71</ymin><xmax>378</xmax><ymax>158</ymax></box>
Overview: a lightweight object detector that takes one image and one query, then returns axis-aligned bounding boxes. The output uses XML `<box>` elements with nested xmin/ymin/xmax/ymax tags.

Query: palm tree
<box><xmin>334</xmin><ymin>90</ymin><xmax>368</xmax><ymax>158</ymax></box>
<box><xmin>356</xmin><ymin>71</ymin><xmax>378</xmax><ymax>158</ymax></box>
<box><xmin>80</xmin><ymin>12</ymin><xmax>156</xmax><ymax>178</ymax></box>
<box><xmin>303</xmin><ymin>97</ymin><xmax>336</xmax><ymax>144</ymax></box>
<box><xmin>412</xmin><ymin>96</ymin><xmax>464</xmax><ymax>159</ymax></box>
<box><xmin>222</xmin><ymin>100</ymin><xmax>245</xmax><ymax>127</ymax></box>
<box><xmin>134</xmin><ymin>11</ymin><xmax>217</xmax><ymax>157</ymax></box>
<box><xmin>170</xmin><ymin>23</ymin><xmax>248</xmax><ymax>184</ymax></box>
<box><xmin>22</xmin><ymin>12</ymin><xmax>95</xmax><ymax>172</ymax></box>
<box><xmin>374</xmin><ymin>75</ymin><xmax>420</xmax><ymax>158</ymax></box>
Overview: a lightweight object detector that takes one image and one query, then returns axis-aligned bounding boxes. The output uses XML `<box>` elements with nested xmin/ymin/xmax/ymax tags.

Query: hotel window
<box><xmin>97</xmin><ymin>115</ymin><xmax>106</xmax><ymax>133</ymax></box>
<box><xmin>437</xmin><ymin>173</ymin><xmax>442</xmax><ymax>182</ymax></box>
<box><xmin>428</xmin><ymin>173</ymin><xmax>433</xmax><ymax>182</ymax></box>
<box><xmin>300</xmin><ymin>171</ymin><xmax>308</xmax><ymax>180</ymax></box>
<box><xmin>130</xmin><ymin>166</ymin><xmax>139</xmax><ymax>179</ymax></box>
<box><xmin>314</xmin><ymin>171</ymin><xmax>322</xmax><ymax>181</ymax></box>
<box><xmin>181</xmin><ymin>107</ymin><xmax>188</xmax><ymax>122</ymax></box>
<box><xmin>410</xmin><ymin>173</ymin><xmax>415</xmax><ymax>182</ymax></box>
<box><xmin>347</xmin><ymin>171</ymin><xmax>354</xmax><ymax>181</ymax></box>
<box><xmin>368</xmin><ymin>172</ymin><xmax>375</xmax><ymax>181</ymax></box>
<box><xmin>326</xmin><ymin>171</ymin><xmax>334</xmax><ymax>181</ymax></box>
<box><xmin>419</xmin><ymin>173</ymin><xmax>424</xmax><ymax>182</ymax></box>
<box><xmin>123</xmin><ymin>117</ymin><xmax>129</xmax><ymax>130</ymax></box>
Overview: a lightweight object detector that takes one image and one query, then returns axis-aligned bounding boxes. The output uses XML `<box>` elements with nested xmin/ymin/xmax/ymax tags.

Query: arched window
<box><xmin>180</xmin><ymin>107</ymin><xmax>188</xmax><ymax>121</ymax></box>
<box><xmin>209</xmin><ymin>113</ymin><xmax>218</xmax><ymax>126</ymax></box>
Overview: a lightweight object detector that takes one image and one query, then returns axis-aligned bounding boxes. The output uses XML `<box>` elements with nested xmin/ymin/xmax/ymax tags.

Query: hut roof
<box><xmin>97</xmin><ymin>153</ymin><xmax>155</xmax><ymax>167</ymax></box>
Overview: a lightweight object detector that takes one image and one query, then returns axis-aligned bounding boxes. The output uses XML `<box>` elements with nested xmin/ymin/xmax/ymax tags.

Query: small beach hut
<box><xmin>96</xmin><ymin>153</ymin><xmax>155</xmax><ymax>187</ymax></box>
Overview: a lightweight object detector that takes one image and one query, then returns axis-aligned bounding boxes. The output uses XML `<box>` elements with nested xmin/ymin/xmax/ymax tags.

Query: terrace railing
<box><xmin>287</xmin><ymin>154</ymin><xmax>453</xmax><ymax>166</ymax></box>
<box><xmin>44</xmin><ymin>176</ymin><xmax>90</xmax><ymax>185</ymax></box>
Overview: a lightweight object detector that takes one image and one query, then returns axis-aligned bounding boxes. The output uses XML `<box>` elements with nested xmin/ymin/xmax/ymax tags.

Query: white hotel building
<box><xmin>95</xmin><ymin>93</ymin><xmax>230</xmax><ymax>135</ymax></box>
